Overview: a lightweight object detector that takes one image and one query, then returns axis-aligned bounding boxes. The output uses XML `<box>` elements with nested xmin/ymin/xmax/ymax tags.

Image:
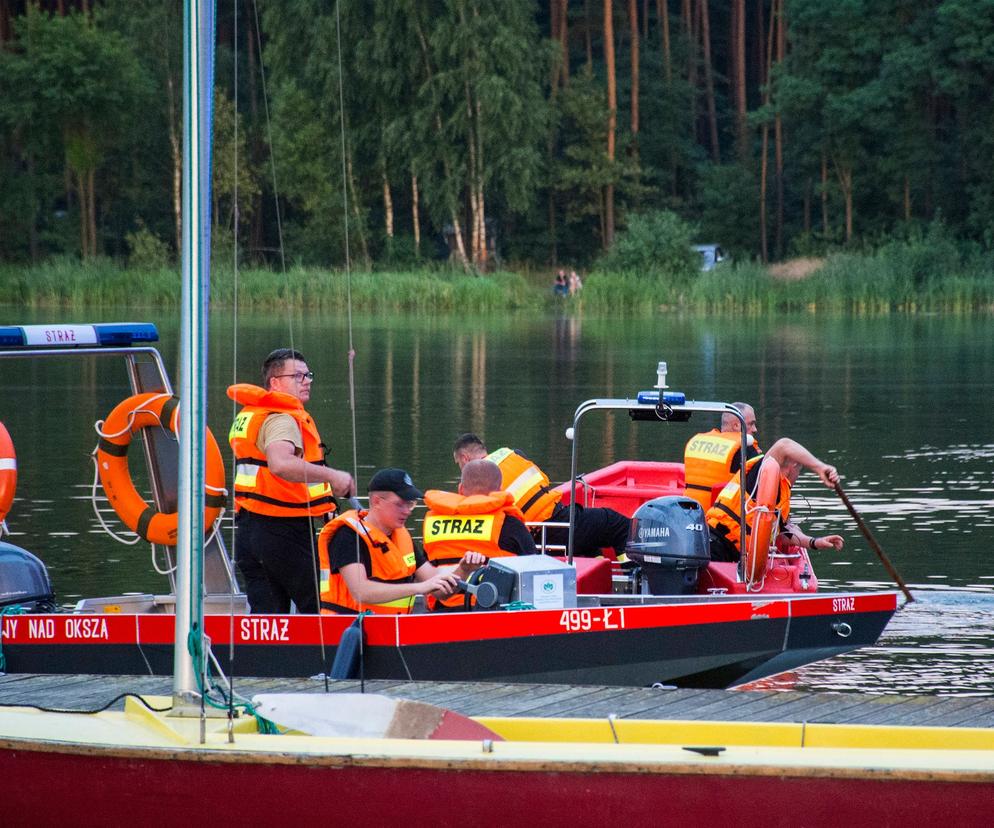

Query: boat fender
<box><xmin>0</xmin><ymin>422</ymin><xmax>16</xmax><ymax>529</ymax></box>
<box><xmin>95</xmin><ymin>392</ymin><xmax>227</xmax><ymax>546</ymax></box>
<box><xmin>329</xmin><ymin>612</ymin><xmax>367</xmax><ymax>679</ymax></box>
<box><xmin>743</xmin><ymin>456</ymin><xmax>780</xmax><ymax>586</ymax></box>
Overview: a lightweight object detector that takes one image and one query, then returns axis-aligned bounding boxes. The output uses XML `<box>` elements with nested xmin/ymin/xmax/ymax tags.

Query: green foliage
<box><xmin>126</xmin><ymin>225</ymin><xmax>172</xmax><ymax>270</ymax></box>
<box><xmin>691</xmin><ymin>164</ymin><xmax>759</xmax><ymax>258</ymax></box>
<box><xmin>594</xmin><ymin>211</ymin><xmax>698</xmax><ymax>280</ymax></box>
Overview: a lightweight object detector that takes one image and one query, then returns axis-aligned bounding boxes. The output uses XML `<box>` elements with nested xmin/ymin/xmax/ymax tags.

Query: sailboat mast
<box><xmin>173</xmin><ymin>0</ymin><xmax>215</xmax><ymax>708</ymax></box>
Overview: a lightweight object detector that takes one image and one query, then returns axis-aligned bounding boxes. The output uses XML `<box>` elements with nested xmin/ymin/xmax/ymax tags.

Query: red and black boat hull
<box><xmin>0</xmin><ymin>592</ymin><xmax>896</xmax><ymax>688</ymax></box>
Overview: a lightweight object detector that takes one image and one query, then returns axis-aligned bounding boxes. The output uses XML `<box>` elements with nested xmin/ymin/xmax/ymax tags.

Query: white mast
<box><xmin>173</xmin><ymin>0</ymin><xmax>215</xmax><ymax>710</ymax></box>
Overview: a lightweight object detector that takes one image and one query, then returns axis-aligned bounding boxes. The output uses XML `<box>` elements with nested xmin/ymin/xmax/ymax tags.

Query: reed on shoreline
<box><xmin>2</xmin><ymin>249</ymin><xmax>992</xmax><ymax>313</ymax></box>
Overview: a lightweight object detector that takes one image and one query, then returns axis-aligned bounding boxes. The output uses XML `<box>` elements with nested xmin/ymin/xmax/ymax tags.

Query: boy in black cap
<box><xmin>317</xmin><ymin>468</ymin><xmax>486</xmax><ymax>614</ymax></box>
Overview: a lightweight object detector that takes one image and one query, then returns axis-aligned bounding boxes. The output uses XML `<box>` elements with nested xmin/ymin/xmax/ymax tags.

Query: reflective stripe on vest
<box><xmin>317</xmin><ymin>510</ymin><xmax>418</xmax><ymax>615</ymax></box>
<box><xmin>486</xmin><ymin>447</ymin><xmax>561</xmax><ymax>522</ymax></box>
<box><xmin>422</xmin><ymin>490</ymin><xmax>521</xmax><ymax>566</ymax></box>
<box><xmin>227</xmin><ymin>384</ymin><xmax>335</xmax><ymax>518</ymax></box>
<box><xmin>684</xmin><ymin>430</ymin><xmax>745</xmax><ymax>510</ymax></box>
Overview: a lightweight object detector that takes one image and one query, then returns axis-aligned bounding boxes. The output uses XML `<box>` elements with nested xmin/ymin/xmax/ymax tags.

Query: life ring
<box><xmin>743</xmin><ymin>456</ymin><xmax>781</xmax><ymax>586</ymax></box>
<box><xmin>96</xmin><ymin>393</ymin><xmax>226</xmax><ymax>546</ymax></box>
<box><xmin>0</xmin><ymin>421</ymin><xmax>16</xmax><ymax>525</ymax></box>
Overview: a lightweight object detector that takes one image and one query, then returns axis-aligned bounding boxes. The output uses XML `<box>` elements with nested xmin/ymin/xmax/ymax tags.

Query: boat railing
<box><xmin>568</xmin><ymin>383</ymin><xmax>751</xmax><ymax>584</ymax></box>
<box><xmin>0</xmin><ymin>323</ymin><xmax>240</xmax><ymax>597</ymax></box>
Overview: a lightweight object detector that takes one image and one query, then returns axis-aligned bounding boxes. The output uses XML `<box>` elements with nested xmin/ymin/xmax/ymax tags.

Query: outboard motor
<box><xmin>625</xmin><ymin>496</ymin><xmax>710</xmax><ymax>595</ymax></box>
<box><xmin>0</xmin><ymin>540</ymin><xmax>57</xmax><ymax>612</ymax></box>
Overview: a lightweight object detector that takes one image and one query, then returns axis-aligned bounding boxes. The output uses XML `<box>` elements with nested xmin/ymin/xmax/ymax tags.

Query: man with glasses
<box><xmin>318</xmin><ymin>468</ymin><xmax>486</xmax><ymax>614</ymax></box>
<box><xmin>228</xmin><ymin>348</ymin><xmax>356</xmax><ymax>614</ymax></box>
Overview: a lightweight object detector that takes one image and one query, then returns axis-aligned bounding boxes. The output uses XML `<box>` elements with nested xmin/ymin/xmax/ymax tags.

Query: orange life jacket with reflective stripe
<box><xmin>227</xmin><ymin>384</ymin><xmax>335</xmax><ymax>518</ymax></box>
<box><xmin>486</xmin><ymin>447</ymin><xmax>561</xmax><ymax>522</ymax></box>
<box><xmin>684</xmin><ymin>429</ymin><xmax>761</xmax><ymax>511</ymax></box>
<box><xmin>706</xmin><ymin>457</ymin><xmax>791</xmax><ymax>552</ymax></box>
<box><xmin>422</xmin><ymin>490</ymin><xmax>524</xmax><ymax>565</ymax></box>
<box><xmin>317</xmin><ymin>510</ymin><xmax>418</xmax><ymax>615</ymax></box>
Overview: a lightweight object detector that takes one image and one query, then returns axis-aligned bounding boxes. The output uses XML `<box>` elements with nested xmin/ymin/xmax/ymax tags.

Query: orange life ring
<box><xmin>96</xmin><ymin>393</ymin><xmax>226</xmax><ymax>545</ymax></box>
<box><xmin>0</xmin><ymin>421</ymin><xmax>16</xmax><ymax>525</ymax></box>
<box><xmin>743</xmin><ymin>456</ymin><xmax>780</xmax><ymax>586</ymax></box>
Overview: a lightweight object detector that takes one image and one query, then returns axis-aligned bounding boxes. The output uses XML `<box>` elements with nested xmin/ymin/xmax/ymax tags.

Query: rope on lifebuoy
<box><xmin>92</xmin><ymin>392</ymin><xmax>227</xmax><ymax>547</ymax></box>
<box><xmin>0</xmin><ymin>421</ymin><xmax>17</xmax><ymax>536</ymax></box>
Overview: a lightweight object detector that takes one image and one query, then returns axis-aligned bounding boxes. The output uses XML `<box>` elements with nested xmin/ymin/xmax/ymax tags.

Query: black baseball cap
<box><xmin>367</xmin><ymin>468</ymin><xmax>423</xmax><ymax>500</ymax></box>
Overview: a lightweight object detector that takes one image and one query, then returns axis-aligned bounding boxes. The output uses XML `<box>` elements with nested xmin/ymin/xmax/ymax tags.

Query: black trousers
<box><xmin>233</xmin><ymin>510</ymin><xmax>320</xmax><ymax>614</ymax></box>
<box><xmin>538</xmin><ymin>503</ymin><xmax>632</xmax><ymax>557</ymax></box>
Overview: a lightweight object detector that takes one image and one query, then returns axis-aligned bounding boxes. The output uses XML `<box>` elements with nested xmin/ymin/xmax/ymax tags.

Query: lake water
<box><xmin>3</xmin><ymin>308</ymin><xmax>994</xmax><ymax>694</ymax></box>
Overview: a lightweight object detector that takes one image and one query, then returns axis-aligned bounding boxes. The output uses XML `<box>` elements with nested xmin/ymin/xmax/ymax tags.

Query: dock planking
<box><xmin>2</xmin><ymin>673</ymin><xmax>994</xmax><ymax>728</ymax></box>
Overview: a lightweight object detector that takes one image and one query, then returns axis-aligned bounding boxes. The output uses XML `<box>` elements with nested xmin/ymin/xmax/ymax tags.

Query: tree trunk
<box><xmin>167</xmin><ymin>73</ymin><xmax>182</xmax><ymax>255</ymax></box>
<box><xmin>803</xmin><ymin>177</ymin><xmax>812</xmax><ymax>234</ymax></box>
<box><xmin>26</xmin><ymin>152</ymin><xmax>39</xmax><ymax>262</ymax></box>
<box><xmin>759</xmin><ymin>123</ymin><xmax>768</xmax><ymax>263</ymax></box>
<box><xmin>758</xmin><ymin>0</ymin><xmax>776</xmax><ymax>263</ymax></box>
<box><xmin>604</xmin><ymin>0</ymin><xmax>617</xmax><ymax>247</ymax></box>
<box><xmin>87</xmin><ymin>167</ymin><xmax>97</xmax><ymax>257</ymax></box>
<box><xmin>732</xmin><ymin>0</ymin><xmax>747</xmax><ymax>162</ymax></box>
<box><xmin>585</xmin><ymin>0</ymin><xmax>593</xmax><ymax>71</ymax></box>
<box><xmin>754</xmin><ymin>0</ymin><xmax>765</xmax><ymax>86</ymax></box>
<box><xmin>413</xmin><ymin>16</ymin><xmax>468</xmax><ymax>269</ymax></box>
<box><xmin>556</xmin><ymin>0</ymin><xmax>570</xmax><ymax>86</ymax></box>
<box><xmin>629</xmin><ymin>0</ymin><xmax>639</xmax><ymax>141</ymax></box>
<box><xmin>832</xmin><ymin>154</ymin><xmax>853</xmax><ymax>243</ymax></box>
<box><xmin>656</xmin><ymin>0</ymin><xmax>671</xmax><ymax>85</ymax></box>
<box><xmin>821</xmin><ymin>150</ymin><xmax>829</xmax><ymax>236</ymax></box>
<box><xmin>903</xmin><ymin>175</ymin><xmax>911</xmax><ymax>221</ymax></box>
<box><xmin>411</xmin><ymin>172</ymin><xmax>421</xmax><ymax>255</ymax></box>
<box><xmin>699</xmin><ymin>0</ymin><xmax>719</xmax><ymax>162</ymax></box>
<box><xmin>245</xmin><ymin>0</ymin><xmax>263</xmax><ymax>260</ymax></box>
<box><xmin>683</xmin><ymin>0</ymin><xmax>697</xmax><ymax>141</ymax></box>
<box><xmin>346</xmin><ymin>156</ymin><xmax>370</xmax><ymax>265</ymax></box>
<box><xmin>382</xmin><ymin>172</ymin><xmax>394</xmax><ymax>239</ymax></box>
<box><xmin>774</xmin><ymin>0</ymin><xmax>785</xmax><ymax>258</ymax></box>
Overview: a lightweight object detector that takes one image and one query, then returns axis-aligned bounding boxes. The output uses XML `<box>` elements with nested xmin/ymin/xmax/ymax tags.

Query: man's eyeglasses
<box><xmin>273</xmin><ymin>371</ymin><xmax>314</xmax><ymax>382</ymax></box>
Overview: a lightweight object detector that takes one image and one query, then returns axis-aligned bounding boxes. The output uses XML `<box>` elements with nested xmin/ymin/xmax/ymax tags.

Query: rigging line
<box><xmin>228</xmin><ymin>0</ymin><xmax>241</xmax><ymax>740</ymax></box>
<box><xmin>250</xmin><ymin>0</ymin><xmax>327</xmax><ymax>667</ymax></box>
<box><xmin>335</xmin><ymin>0</ymin><xmax>364</xmax><ymax>689</ymax></box>
<box><xmin>249</xmin><ymin>0</ymin><xmax>298</xmax><ymax>372</ymax></box>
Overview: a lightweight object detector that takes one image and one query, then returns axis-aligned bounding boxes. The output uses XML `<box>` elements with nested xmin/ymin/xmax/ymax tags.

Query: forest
<box><xmin>1</xmin><ymin>0</ymin><xmax>993</xmax><ymax>273</ymax></box>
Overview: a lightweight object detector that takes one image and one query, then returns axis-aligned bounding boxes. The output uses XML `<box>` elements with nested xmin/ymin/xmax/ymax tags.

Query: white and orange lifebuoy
<box><xmin>0</xmin><ymin>421</ymin><xmax>17</xmax><ymax>526</ymax></box>
<box><xmin>742</xmin><ymin>456</ymin><xmax>781</xmax><ymax>586</ymax></box>
<box><xmin>96</xmin><ymin>392</ymin><xmax>226</xmax><ymax>546</ymax></box>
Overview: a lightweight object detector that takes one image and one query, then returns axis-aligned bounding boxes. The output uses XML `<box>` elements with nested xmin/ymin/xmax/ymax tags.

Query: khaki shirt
<box><xmin>257</xmin><ymin>413</ymin><xmax>302</xmax><ymax>456</ymax></box>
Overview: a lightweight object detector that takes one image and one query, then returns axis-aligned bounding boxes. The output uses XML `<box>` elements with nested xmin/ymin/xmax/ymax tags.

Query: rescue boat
<box><xmin>0</xmin><ymin>322</ymin><xmax>898</xmax><ymax>688</ymax></box>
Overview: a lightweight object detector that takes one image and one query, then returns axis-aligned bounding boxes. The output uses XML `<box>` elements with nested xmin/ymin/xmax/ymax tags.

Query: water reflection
<box><xmin>782</xmin><ymin>591</ymin><xmax>994</xmax><ymax>696</ymax></box>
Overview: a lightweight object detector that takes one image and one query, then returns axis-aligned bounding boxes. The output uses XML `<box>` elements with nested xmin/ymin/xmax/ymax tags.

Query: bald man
<box><xmin>683</xmin><ymin>401</ymin><xmax>762</xmax><ymax>511</ymax></box>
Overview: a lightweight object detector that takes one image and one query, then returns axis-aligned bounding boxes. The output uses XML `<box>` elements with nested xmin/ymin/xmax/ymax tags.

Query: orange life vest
<box><xmin>422</xmin><ymin>490</ymin><xmax>524</xmax><ymax>565</ymax></box>
<box><xmin>706</xmin><ymin>456</ymin><xmax>791</xmax><ymax>553</ymax></box>
<box><xmin>684</xmin><ymin>429</ymin><xmax>760</xmax><ymax>510</ymax></box>
<box><xmin>227</xmin><ymin>383</ymin><xmax>336</xmax><ymax>518</ymax></box>
<box><xmin>486</xmin><ymin>447</ymin><xmax>561</xmax><ymax>522</ymax></box>
<box><xmin>317</xmin><ymin>509</ymin><xmax>418</xmax><ymax>615</ymax></box>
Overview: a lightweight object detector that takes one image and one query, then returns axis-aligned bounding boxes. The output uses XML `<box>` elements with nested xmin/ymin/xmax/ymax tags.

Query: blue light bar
<box><xmin>636</xmin><ymin>390</ymin><xmax>687</xmax><ymax>406</ymax></box>
<box><xmin>0</xmin><ymin>323</ymin><xmax>159</xmax><ymax>349</ymax></box>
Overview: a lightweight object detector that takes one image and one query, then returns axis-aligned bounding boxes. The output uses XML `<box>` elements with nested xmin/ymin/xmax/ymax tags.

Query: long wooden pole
<box><xmin>834</xmin><ymin>483</ymin><xmax>914</xmax><ymax>603</ymax></box>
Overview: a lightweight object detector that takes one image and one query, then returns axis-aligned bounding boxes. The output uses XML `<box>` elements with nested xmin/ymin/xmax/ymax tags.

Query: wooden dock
<box><xmin>2</xmin><ymin>673</ymin><xmax>994</xmax><ymax>728</ymax></box>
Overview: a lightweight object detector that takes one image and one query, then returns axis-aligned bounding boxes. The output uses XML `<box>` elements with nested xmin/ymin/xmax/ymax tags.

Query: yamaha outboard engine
<box><xmin>0</xmin><ymin>540</ymin><xmax>57</xmax><ymax>612</ymax></box>
<box><xmin>625</xmin><ymin>496</ymin><xmax>710</xmax><ymax>595</ymax></box>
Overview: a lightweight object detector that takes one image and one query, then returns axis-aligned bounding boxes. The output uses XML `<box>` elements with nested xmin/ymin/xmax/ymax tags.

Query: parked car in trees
<box><xmin>693</xmin><ymin>244</ymin><xmax>727</xmax><ymax>272</ymax></box>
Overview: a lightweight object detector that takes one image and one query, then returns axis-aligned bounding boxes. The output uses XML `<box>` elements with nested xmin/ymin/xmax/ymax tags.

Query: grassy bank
<box><xmin>0</xmin><ymin>259</ymin><xmax>533</xmax><ymax>312</ymax></box>
<box><xmin>2</xmin><ymin>247</ymin><xmax>992</xmax><ymax>313</ymax></box>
